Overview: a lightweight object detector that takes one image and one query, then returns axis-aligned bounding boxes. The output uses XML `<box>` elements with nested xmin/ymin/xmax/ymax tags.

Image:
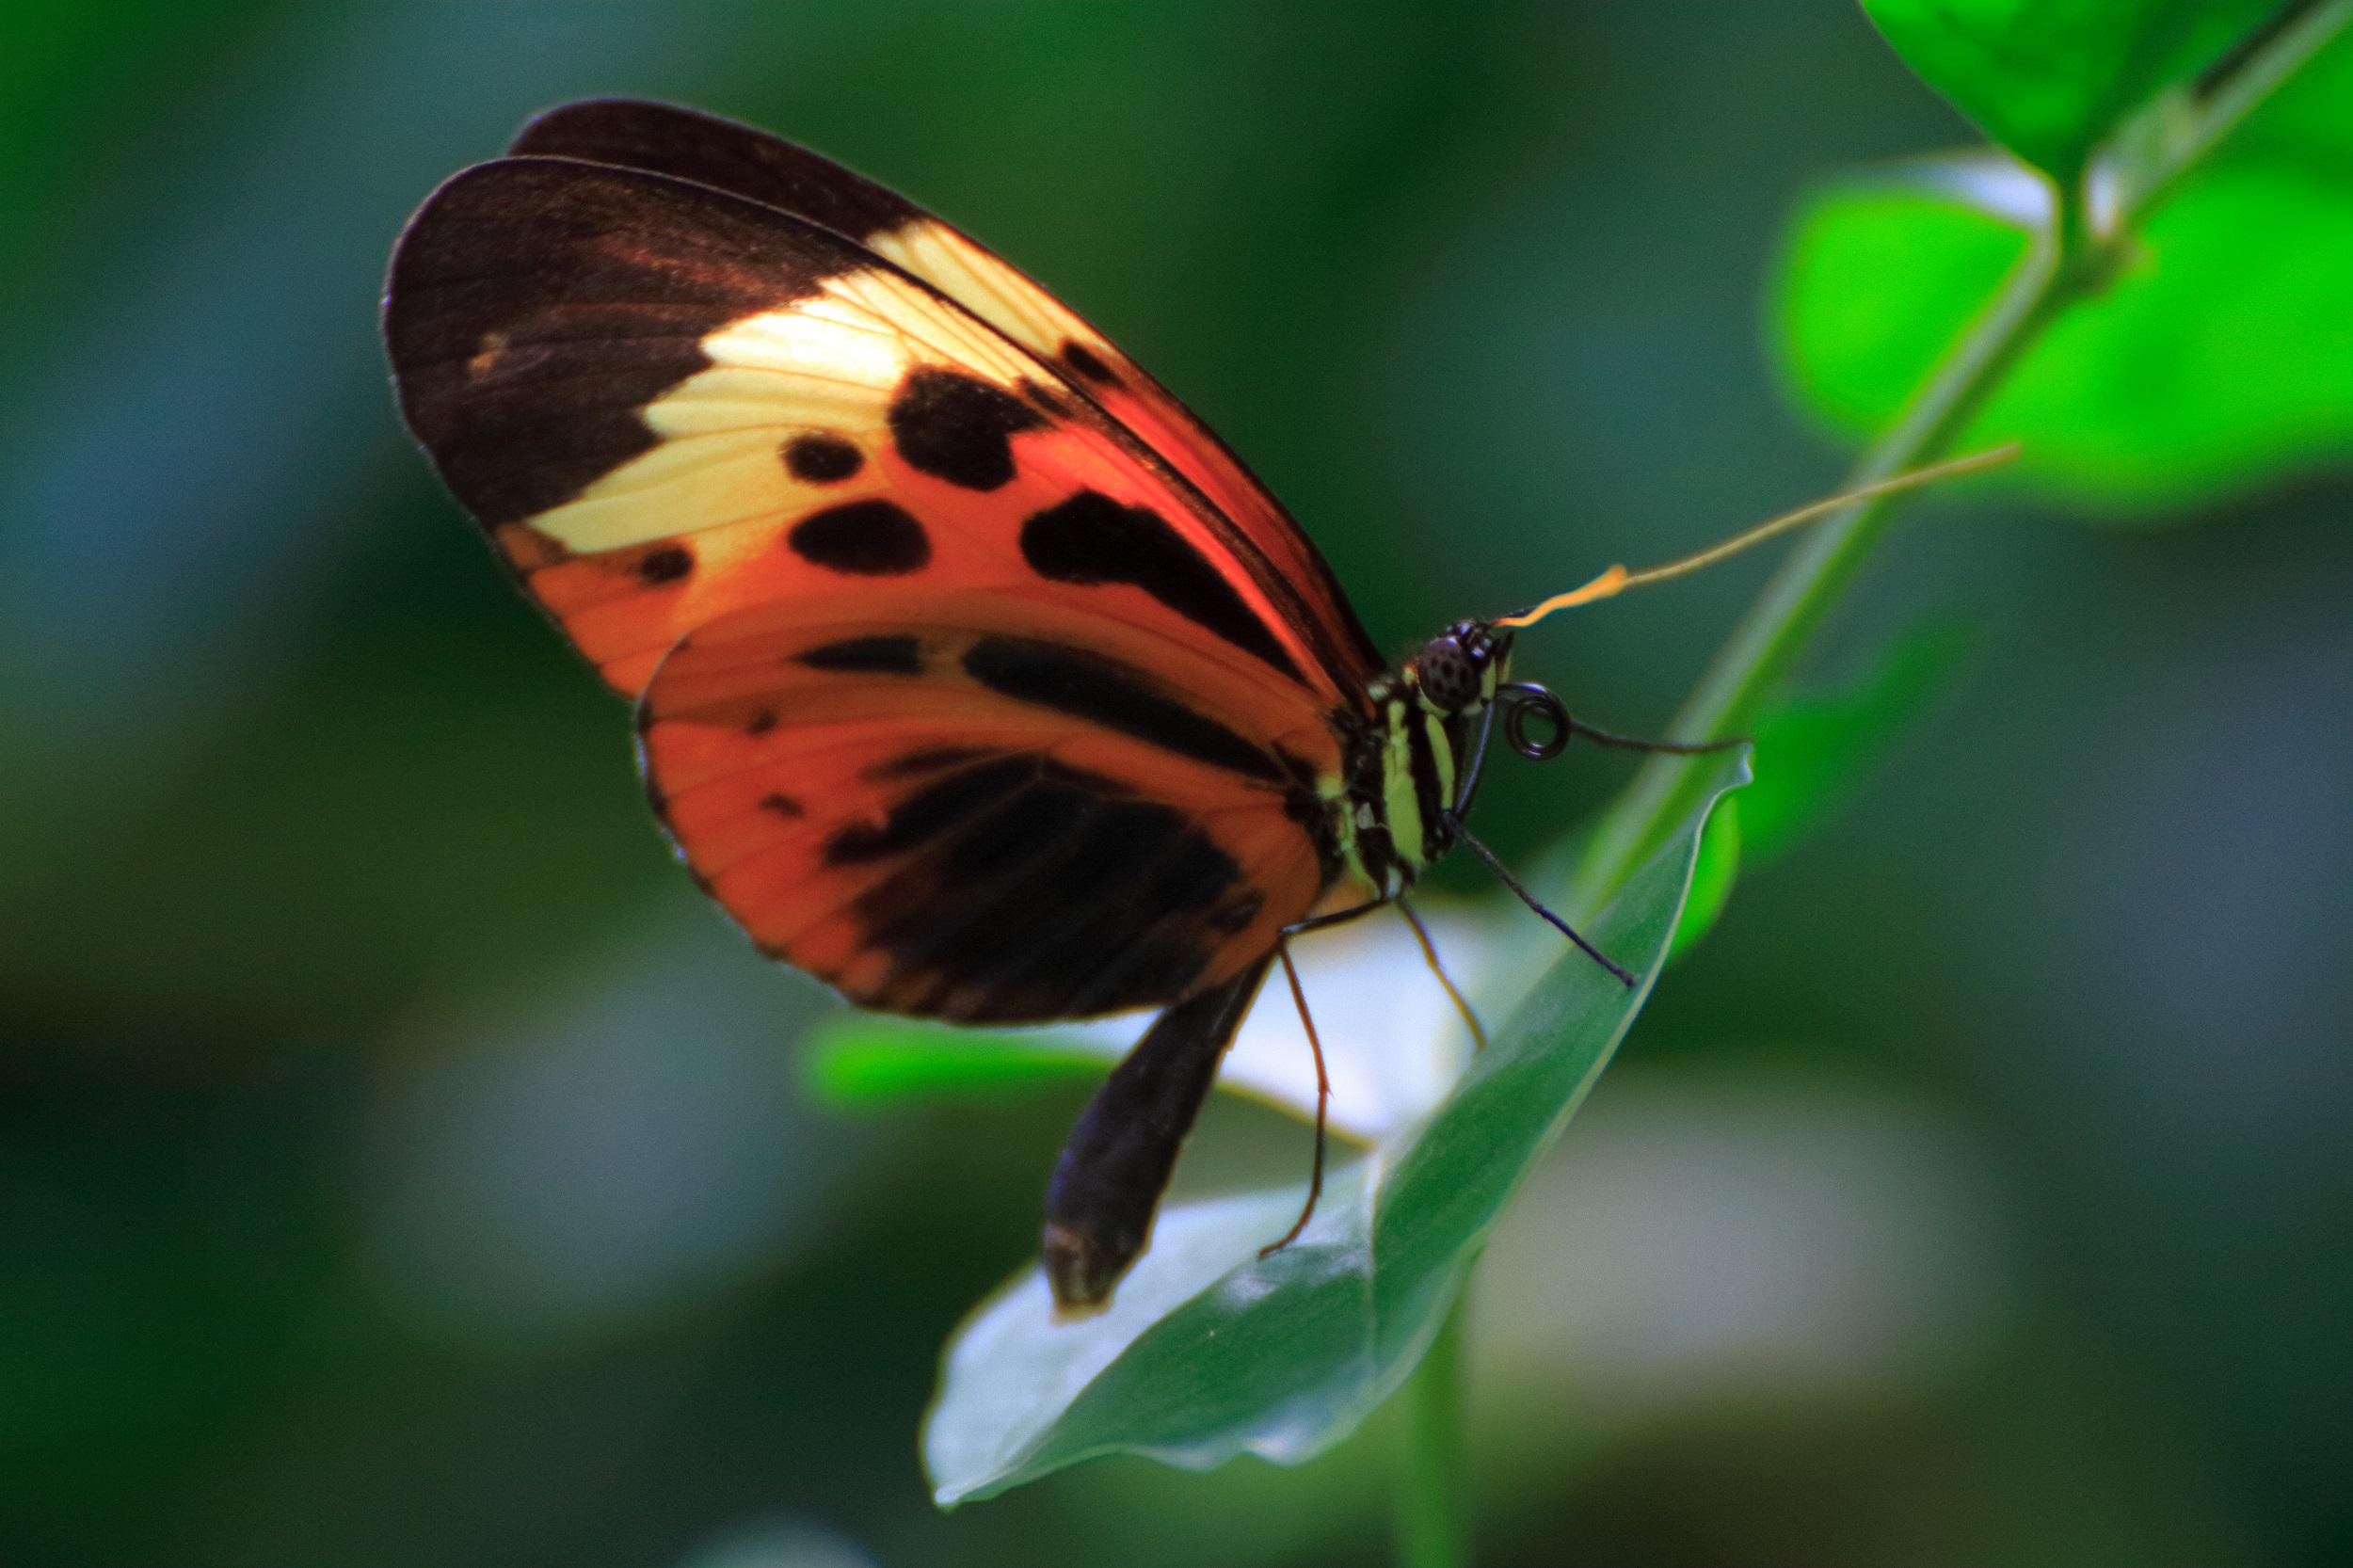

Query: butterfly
<box><xmin>384</xmin><ymin>100</ymin><xmax>1993</xmax><ymax>1316</ymax></box>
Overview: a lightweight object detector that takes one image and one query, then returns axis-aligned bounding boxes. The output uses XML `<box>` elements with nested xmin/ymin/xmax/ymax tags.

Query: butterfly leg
<box><xmin>1396</xmin><ymin>898</ymin><xmax>1486</xmax><ymax>1050</ymax></box>
<box><xmin>1281</xmin><ymin>898</ymin><xmax>1390</xmax><ymax>938</ymax></box>
<box><xmin>1444</xmin><ymin>816</ymin><xmax>1637</xmax><ymax>989</ymax></box>
<box><xmin>1041</xmin><ymin>956</ymin><xmax>1274</xmax><ymax>1316</ymax></box>
<box><xmin>1259</xmin><ymin>939</ymin><xmax>1330</xmax><ymax>1259</ymax></box>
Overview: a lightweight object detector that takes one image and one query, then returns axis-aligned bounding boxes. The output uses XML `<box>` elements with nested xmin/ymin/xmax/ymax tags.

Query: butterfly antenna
<box><xmin>1495</xmin><ymin>441</ymin><xmax>2020</xmax><ymax>631</ymax></box>
<box><xmin>1261</xmin><ymin>941</ymin><xmax>1330</xmax><ymax>1258</ymax></box>
<box><xmin>1396</xmin><ymin>899</ymin><xmax>1486</xmax><ymax>1051</ymax></box>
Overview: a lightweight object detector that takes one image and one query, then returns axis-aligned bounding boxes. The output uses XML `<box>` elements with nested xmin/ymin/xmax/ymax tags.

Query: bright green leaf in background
<box><xmin>807</xmin><ymin>1025</ymin><xmax>1104</xmax><ymax>1107</ymax></box>
<box><xmin>1776</xmin><ymin>159</ymin><xmax>2353</xmax><ymax>513</ymax></box>
<box><xmin>923</xmin><ymin>752</ymin><xmax>1748</xmax><ymax>1504</ymax></box>
<box><xmin>1861</xmin><ymin>0</ymin><xmax>2273</xmax><ymax>182</ymax></box>
<box><xmin>1780</xmin><ymin>22</ymin><xmax>2353</xmax><ymax>517</ymax></box>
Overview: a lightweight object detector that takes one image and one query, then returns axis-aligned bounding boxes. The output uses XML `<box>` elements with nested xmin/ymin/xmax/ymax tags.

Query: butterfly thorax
<box><xmin>1330</xmin><ymin>621</ymin><xmax>1513</xmax><ymax>899</ymax></box>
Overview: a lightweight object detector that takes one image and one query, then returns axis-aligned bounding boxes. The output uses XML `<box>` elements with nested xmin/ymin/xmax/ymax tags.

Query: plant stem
<box><xmin>1393</xmin><ymin>1294</ymin><xmax>1471</xmax><ymax>1568</ymax></box>
<box><xmin>1572</xmin><ymin>0</ymin><xmax>2349</xmax><ymax>906</ymax></box>
<box><xmin>1572</xmin><ymin>226</ymin><xmax>2067</xmax><ymax>904</ymax></box>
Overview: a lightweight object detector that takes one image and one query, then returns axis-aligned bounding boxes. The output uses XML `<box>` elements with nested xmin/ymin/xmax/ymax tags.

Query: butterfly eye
<box><xmin>1416</xmin><ymin>636</ymin><xmax>1481</xmax><ymax>712</ymax></box>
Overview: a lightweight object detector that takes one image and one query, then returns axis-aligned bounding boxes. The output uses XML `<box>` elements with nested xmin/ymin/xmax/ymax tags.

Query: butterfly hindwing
<box><xmin>639</xmin><ymin>592</ymin><xmax>1333</xmax><ymax>1023</ymax></box>
<box><xmin>508</xmin><ymin>98</ymin><xmax>1385</xmax><ymax>693</ymax></box>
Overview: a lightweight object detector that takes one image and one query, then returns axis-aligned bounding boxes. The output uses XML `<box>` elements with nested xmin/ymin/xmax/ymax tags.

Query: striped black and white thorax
<box><xmin>1329</xmin><ymin>619</ymin><xmax>1515</xmax><ymax>899</ymax></box>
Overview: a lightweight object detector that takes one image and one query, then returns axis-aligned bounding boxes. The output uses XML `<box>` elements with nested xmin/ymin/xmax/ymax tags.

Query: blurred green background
<box><xmin>5</xmin><ymin>2</ymin><xmax>2349</xmax><ymax>1565</ymax></box>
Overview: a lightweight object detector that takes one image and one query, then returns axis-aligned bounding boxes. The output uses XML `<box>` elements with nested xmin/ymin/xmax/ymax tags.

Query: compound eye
<box><xmin>1417</xmin><ymin>636</ymin><xmax>1480</xmax><ymax>711</ymax></box>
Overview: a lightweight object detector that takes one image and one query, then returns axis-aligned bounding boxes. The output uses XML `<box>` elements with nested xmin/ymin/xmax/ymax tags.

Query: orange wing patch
<box><xmin>639</xmin><ymin>594</ymin><xmax>1332</xmax><ymax>1023</ymax></box>
<box><xmin>508</xmin><ymin>99</ymin><xmax>1385</xmax><ymax>695</ymax></box>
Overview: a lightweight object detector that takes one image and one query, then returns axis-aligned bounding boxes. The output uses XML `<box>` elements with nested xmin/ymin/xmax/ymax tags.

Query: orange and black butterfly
<box><xmin>385</xmin><ymin>101</ymin><xmax>1981</xmax><ymax>1314</ymax></box>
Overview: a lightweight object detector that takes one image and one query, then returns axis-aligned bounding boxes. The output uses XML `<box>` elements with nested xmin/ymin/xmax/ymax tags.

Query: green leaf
<box><xmin>1742</xmin><ymin>621</ymin><xmax>1972</xmax><ymax>864</ymax></box>
<box><xmin>804</xmin><ymin>1018</ymin><xmax>1104</xmax><ymax>1107</ymax></box>
<box><xmin>922</xmin><ymin>750</ymin><xmax>1749</xmax><ymax>1505</ymax></box>
<box><xmin>1663</xmin><ymin>798</ymin><xmax>1741</xmax><ymax>966</ymax></box>
<box><xmin>1772</xmin><ymin>159</ymin><xmax>2353</xmax><ymax>513</ymax></box>
<box><xmin>2237</xmin><ymin>13</ymin><xmax>2353</xmax><ymax>154</ymax></box>
<box><xmin>1655</xmin><ymin>622</ymin><xmax>1963</xmax><ymax>967</ymax></box>
<box><xmin>1860</xmin><ymin>0</ymin><xmax>2272</xmax><ymax>182</ymax></box>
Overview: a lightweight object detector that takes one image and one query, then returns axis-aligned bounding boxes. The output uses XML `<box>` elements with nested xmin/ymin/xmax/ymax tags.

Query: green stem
<box><xmin>1573</xmin><ymin>224</ymin><xmax>2068</xmax><ymax>903</ymax></box>
<box><xmin>1393</xmin><ymin>1294</ymin><xmax>1471</xmax><ymax>1568</ymax></box>
<box><xmin>1572</xmin><ymin>0</ymin><xmax>2348</xmax><ymax>906</ymax></box>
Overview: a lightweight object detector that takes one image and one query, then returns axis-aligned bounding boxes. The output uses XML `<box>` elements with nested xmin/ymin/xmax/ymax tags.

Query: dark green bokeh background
<box><xmin>5</xmin><ymin>3</ymin><xmax>2347</xmax><ymax>1565</ymax></box>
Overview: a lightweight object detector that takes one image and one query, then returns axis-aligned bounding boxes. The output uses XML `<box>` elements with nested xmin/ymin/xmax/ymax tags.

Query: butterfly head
<box><xmin>1406</xmin><ymin>619</ymin><xmax>1513</xmax><ymax>718</ymax></box>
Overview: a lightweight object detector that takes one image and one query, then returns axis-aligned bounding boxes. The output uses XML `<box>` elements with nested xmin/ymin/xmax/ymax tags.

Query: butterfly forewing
<box><xmin>507</xmin><ymin>98</ymin><xmax>1385</xmax><ymax>696</ymax></box>
<box><xmin>387</xmin><ymin>156</ymin><xmax>1359</xmax><ymax>715</ymax></box>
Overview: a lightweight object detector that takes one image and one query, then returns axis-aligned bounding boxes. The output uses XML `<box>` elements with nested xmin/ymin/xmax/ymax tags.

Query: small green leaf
<box><xmin>1652</xmin><ymin>622</ymin><xmax>1962</xmax><ymax>968</ymax></box>
<box><xmin>1860</xmin><ymin>0</ymin><xmax>2272</xmax><ymax>182</ymax></box>
<box><xmin>1743</xmin><ymin>621</ymin><xmax>1972</xmax><ymax>864</ymax></box>
<box><xmin>923</xmin><ymin>750</ymin><xmax>1749</xmax><ymax>1505</ymax></box>
<box><xmin>1773</xmin><ymin>160</ymin><xmax>2353</xmax><ymax>513</ymax></box>
<box><xmin>803</xmin><ymin>1018</ymin><xmax>1105</xmax><ymax>1108</ymax></box>
<box><xmin>1664</xmin><ymin>798</ymin><xmax>1741</xmax><ymax>966</ymax></box>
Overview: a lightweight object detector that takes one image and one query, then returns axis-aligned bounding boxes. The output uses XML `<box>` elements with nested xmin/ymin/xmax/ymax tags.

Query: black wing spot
<box><xmin>961</xmin><ymin>635</ymin><xmax>1281</xmax><ymax>783</ymax></box>
<box><xmin>636</xmin><ymin>544</ymin><xmax>694</xmax><ymax>584</ymax></box>
<box><xmin>782</xmin><ymin>433</ymin><xmax>863</xmax><ymax>483</ymax></box>
<box><xmin>1019</xmin><ymin>489</ymin><xmax>1303</xmax><ymax>680</ymax></box>
<box><xmin>887</xmin><ymin>367</ymin><xmax>1044</xmax><ymax>490</ymax></box>
<box><xmin>797</xmin><ymin>634</ymin><xmax>923</xmax><ymax>674</ymax></box>
<box><xmin>759</xmin><ymin>792</ymin><xmax>804</xmax><ymax>817</ymax></box>
<box><xmin>1062</xmin><ymin>340</ymin><xmax>1119</xmax><ymax>385</ymax></box>
<box><xmin>787</xmin><ymin>499</ymin><xmax>931</xmax><ymax>574</ymax></box>
<box><xmin>746</xmin><ymin>708</ymin><xmax>778</xmax><ymax>734</ymax></box>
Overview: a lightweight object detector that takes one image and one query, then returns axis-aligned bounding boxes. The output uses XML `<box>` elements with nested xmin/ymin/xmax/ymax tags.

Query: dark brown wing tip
<box><xmin>1043</xmin><ymin>1221</ymin><xmax>1127</xmax><ymax>1319</ymax></box>
<box><xmin>380</xmin><ymin>154</ymin><xmax>600</xmax><ymax>367</ymax></box>
<box><xmin>383</xmin><ymin>154</ymin><xmax>861</xmax><ymax>532</ymax></box>
<box><xmin>506</xmin><ymin>97</ymin><xmax>733</xmax><ymax>168</ymax></box>
<box><xmin>504</xmin><ymin>96</ymin><xmax>920</xmax><ymax>241</ymax></box>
